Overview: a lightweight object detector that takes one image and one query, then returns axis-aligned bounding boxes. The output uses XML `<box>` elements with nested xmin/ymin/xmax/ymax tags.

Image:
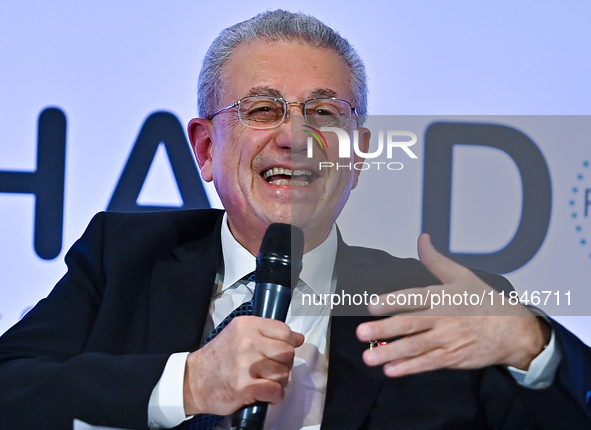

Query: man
<box><xmin>0</xmin><ymin>9</ymin><xmax>590</xmax><ymax>430</ymax></box>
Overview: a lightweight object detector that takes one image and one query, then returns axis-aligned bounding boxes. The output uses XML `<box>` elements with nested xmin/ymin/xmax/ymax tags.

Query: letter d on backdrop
<box><xmin>421</xmin><ymin>122</ymin><xmax>552</xmax><ymax>274</ymax></box>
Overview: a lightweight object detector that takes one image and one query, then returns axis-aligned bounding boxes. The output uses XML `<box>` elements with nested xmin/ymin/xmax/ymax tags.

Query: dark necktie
<box><xmin>175</xmin><ymin>273</ymin><xmax>255</xmax><ymax>430</ymax></box>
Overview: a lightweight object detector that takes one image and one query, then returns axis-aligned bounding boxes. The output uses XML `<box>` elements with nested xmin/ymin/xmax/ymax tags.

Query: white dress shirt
<box><xmin>149</xmin><ymin>214</ymin><xmax>336</xmax><ymax>430</ymax></box>
<box><xmin>147</xmin><ymin>215</ymin><xmax>561</xmax><ymax>429</ymax></box>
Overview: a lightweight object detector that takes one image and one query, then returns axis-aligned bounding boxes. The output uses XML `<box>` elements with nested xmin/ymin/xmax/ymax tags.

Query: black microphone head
<box><xmin>256</xmin><ymin>223</ymin><xmax>304</xmax><ymax>287</ymax></box>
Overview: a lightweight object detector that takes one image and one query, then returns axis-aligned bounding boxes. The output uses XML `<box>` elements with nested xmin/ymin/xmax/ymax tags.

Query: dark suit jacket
<box><xmin>0</xmin><ymin>209</ymin><xmax>590</xmax><ymax>429</ymax></box>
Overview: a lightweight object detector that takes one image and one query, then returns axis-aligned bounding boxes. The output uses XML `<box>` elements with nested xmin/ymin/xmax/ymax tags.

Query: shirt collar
<box><xmin>220</xmin><ymin>212</ymin><xmax>337</xmax><ymax>296</ymax></box>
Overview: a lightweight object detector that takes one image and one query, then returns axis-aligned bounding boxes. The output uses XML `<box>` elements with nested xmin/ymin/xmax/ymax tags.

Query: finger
<box><xmin>292</xmin><ymin>332</ymin><xmax>305</xmax><ymax>347</ymax></box>
<box><xmin>356</xmin><ymin>315</ymin><xmax>434</xmax><ymax>342</ymax></box>
<box><xmin>250</xmin><ymin>360</ymin><xmax>290</xmax><ymax>387</ymax></box>
<box><xmin>259</xmin><ymin>337</ymin><xmax>297</xmax><ymax>367</ymax></box>
<box><xmin>418</xmin><ymin>233</ymin><xmax>473</xmax><ymax>285</ymax></box>
<box><xmin>235</xmin><ymin>317</ymin><xmax>304</xmax><ymax>347</ymax></box>
<box><xmin>381</xmin><ymin>348</ymin><xmax>448</xmax><ymax>378</ymax></box>
<box><xmin>367</xmin><ymin>287</ymin><xmax>433</xmax><ymax>315</ymax></box>
<box><xmin>255</xmin><ymin>318</ymin><xmax>295</xmax><ymax>342</ymax></box>
<box><xmin>259</xmin><ymin>322</ymin><xmax>304</xmax><ymax>347</ymax></box>
<box><xmin>362</xmin><ymin>329</ymin><xmax>440</xmax><ymax>367</ymax></box>
<box><xmin>248</xmin><ymin>379</ymin><xmax>285</xmax><ymax>405</ymax></box>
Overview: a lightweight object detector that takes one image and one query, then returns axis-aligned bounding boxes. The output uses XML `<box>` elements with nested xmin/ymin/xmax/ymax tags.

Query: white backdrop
<box><xmin>1</xmin><ymin>1</ymin><xmax>590</xmax><ymax>342</ymax></box>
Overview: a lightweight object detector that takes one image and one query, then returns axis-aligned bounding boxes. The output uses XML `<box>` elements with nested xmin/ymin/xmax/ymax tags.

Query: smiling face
<box><xmin>189</xmin><ymin>39</ymin><xmax>368</xmax><ymax>254</ymax></box>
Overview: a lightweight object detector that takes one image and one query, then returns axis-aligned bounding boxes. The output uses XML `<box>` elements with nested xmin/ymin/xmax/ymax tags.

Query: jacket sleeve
<box><xmin>476</xmin><ymin>272</ymin><xmax>591</xmax><ymax>427</ymax></box>
<box><xmin>0</xmin><ymin>212</ymin><xmax>171</xmax><ymax>430</ymax></box>
<box><xmin>509</xmin><ymin>318</ymin><xmax>591</xmax><ymax>428</ymax></box>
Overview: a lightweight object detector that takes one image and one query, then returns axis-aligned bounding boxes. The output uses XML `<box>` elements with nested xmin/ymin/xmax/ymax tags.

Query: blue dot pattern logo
<box><xmin>571</xmin><ymin>160</ymin><xmax>590</xmax><ymax>258</ymax></box>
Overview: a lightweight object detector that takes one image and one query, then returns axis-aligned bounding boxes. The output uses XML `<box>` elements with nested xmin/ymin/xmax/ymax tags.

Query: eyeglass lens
<box><xmin>237</xmin><ymin>96</ymin><xmax>351</xmax><ymax>128</ymax></box>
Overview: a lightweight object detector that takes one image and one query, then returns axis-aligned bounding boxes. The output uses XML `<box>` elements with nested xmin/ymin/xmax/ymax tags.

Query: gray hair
<box><xmin>197</xmin><ymin>9</ymin><xmax>368</xmax><ymax>119</ymax></box>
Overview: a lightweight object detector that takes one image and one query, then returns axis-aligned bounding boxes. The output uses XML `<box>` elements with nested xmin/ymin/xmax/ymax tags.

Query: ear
<box><xmin>351</xmin><ymin>127</ymin><xmax>371</xmax><ymax>189</ymax></box>
<box><xmin>188</xmin><ymin>118</ymin><xmax>215</xmax><ymax>182</ymax></box>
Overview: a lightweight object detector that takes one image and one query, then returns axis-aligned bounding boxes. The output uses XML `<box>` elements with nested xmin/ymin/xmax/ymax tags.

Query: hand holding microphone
<box><xmin>182</xmin><ymin>224</ymin><xmax>304</xmax><ymax>427</ymax></box>
<box><xmin>232</xmin><ymin>223</ymin><xmax>305</xmax><ymax>430</ymax></box>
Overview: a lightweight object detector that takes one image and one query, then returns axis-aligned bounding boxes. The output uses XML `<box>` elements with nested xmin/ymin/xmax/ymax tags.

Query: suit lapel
<box><xmin>147</xmin><ymin>211</ymin><xmax>223</xmax><ymax>353</ymax></box>
<box><xmin>143</xmin><ymin>214</ymin><xmax>386</xmax><ymax>427</ymax></box>
<box><xmin>322</xmin><ymin>237</ymin><xmax>386</xmax><ymax>429</ymax></box>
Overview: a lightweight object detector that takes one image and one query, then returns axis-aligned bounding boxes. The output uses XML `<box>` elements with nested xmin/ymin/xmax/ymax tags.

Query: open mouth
<box><xmin>262</xmin><ymin>167</ymin><xmax>316</xmax><ymax>186</ymax></box>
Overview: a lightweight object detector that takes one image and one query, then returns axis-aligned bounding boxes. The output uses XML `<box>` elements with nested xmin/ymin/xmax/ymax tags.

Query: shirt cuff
<box><xmin>148</xmin><ymin>352</ymin><xmax>193</xmax><ymax>429</ymax></box>
<box><xmin>507</xmin><ymin>328</ymin><xmax>562</xmax><ymax>389</ymax></box>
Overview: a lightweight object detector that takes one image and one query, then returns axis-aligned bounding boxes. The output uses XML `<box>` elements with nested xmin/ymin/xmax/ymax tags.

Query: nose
<box><xmin>282</xmin><ymin>101</ymin><xmax>305</xmax><ymax>123</ymax></box>
<box><xmin>275</xmin><ymin>104</ymin><xmax>308</xmax><ymax>153</ymax></box>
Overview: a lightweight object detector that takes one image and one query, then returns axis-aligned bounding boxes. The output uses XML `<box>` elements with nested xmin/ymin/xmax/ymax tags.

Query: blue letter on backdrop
<box><xmin>422</xmin><ymin>122</ymin><xmax>552</xmax><ymax>274</ymax></box>
<box><xmin>0</xmin><ymin>108</ymin><xmax>66</xmax><ymax>260</ymax></box>
<box><xmin>108</xmin><ymin>111</ymin><xmax>210</xmax><ymax>212</ymax></box>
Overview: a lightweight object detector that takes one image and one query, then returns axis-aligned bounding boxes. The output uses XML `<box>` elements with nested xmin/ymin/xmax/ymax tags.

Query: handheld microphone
<box><xmin>231</xmin><ymin>223</ymin><xmax>305</xmax><ymax>430</ymax></box>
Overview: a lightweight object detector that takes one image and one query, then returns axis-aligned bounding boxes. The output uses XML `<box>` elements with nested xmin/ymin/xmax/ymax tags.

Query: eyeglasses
<box><xmin>207</xmin><ymin>96</ymin><xmax>357</xmax><ymax>129</ymax></box>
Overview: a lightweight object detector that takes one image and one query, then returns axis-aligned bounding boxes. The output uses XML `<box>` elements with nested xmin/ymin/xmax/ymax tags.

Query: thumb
<box><xmin>418</xmin><ymin>233</ymin><xmax>471</xmax><ymax>284</ymax></box>
<box><xmin>292</xmin><ymin>332</ymin><xmax>305</xmax><ymax>348</ymax></box>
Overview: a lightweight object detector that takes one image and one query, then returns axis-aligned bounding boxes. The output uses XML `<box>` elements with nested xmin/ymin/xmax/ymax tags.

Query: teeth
<box><xmin>263</xmin><ymin>168</ymin><xmax>312</xmax><ymax>179</ymax></box>
<box><xmin>268</xmin><ymin>179</ymin><xmax>310</xmax><ymax>187</ymax></box>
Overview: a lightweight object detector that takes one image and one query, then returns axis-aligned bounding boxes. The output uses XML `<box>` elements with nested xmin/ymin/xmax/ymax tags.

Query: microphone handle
<box><xmin>252</xmin><ymin>282</ymin><xmax>292</xmax><ymax>320</ymax></box>
<box><xmin>231</xmin><ymin>282</ymin><xmax>292</xmax><ymax>430</ymax></box>
<box><xmin>231</xmin><ymin>402</ymin><xmax>268</xmax><ymax>430</ymax></box>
